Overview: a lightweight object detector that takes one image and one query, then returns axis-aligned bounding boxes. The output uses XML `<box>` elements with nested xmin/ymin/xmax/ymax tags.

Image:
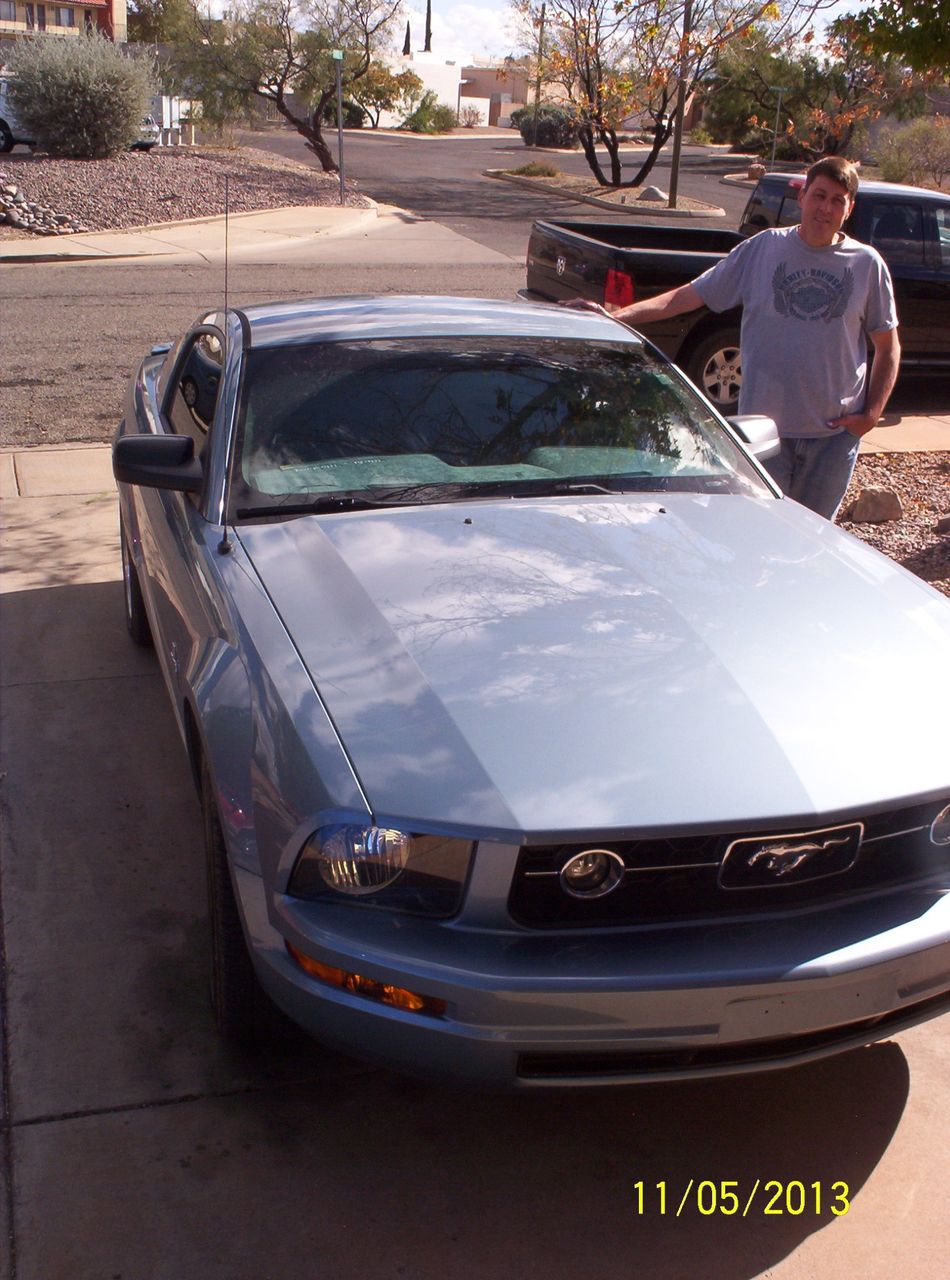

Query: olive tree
<box><xmin>6</xmin><ymin>33</ymin><xmax>155</xmax><ymax>159</ymax></box>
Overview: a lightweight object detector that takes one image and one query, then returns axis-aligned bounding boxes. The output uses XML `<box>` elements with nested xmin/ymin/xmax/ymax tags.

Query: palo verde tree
<box><xmin>176</xmin><ymin>0</ymin><xmax>402</xmax><ymax>171</ymax></box>
<box><xmin>513</xmin><ymin>0</ymin><xmax>842</xmax><ymax>189</ymax></box>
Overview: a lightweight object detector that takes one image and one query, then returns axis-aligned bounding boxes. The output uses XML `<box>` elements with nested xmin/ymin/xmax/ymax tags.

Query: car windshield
<box><xmin>230</xmin><ymin>336</ymin><xmax>770</xmax><ymax>516</ymax></box>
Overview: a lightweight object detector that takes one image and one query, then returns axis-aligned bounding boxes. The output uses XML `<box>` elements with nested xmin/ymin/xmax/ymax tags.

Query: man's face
<box><xmin>797</xmin><ymin>176</ymin><xmax>855</xmax><ymax>247</ymax></box>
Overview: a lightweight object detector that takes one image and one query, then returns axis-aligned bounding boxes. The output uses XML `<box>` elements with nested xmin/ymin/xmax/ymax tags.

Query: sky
<box><xmin>399</xmin><ymin>1</ymin><xmax>523</xmax><ymax>64</ymax></box>
<box><xmin>399</xmin><ymin>0</ymin><xmax>864</xmax><ymax>66</ymax></box>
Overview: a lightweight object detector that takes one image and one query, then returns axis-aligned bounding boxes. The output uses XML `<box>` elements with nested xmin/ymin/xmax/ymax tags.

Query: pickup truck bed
<box><xmin>525</xmin><ymin>176</ymin><xmax>950</xmax><ymax>413</ymax></box>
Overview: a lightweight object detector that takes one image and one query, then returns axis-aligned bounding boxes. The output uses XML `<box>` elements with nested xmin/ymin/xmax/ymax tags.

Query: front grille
<box><xmin>507</xmin><ymin>798</ymin><xmax>950</xmax><ymax>928</ymax></box>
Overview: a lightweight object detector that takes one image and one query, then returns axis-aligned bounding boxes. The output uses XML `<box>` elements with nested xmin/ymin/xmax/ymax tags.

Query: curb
<box><xmin>484</xmin><ymin>169</ymin><xmax>725</xmax><ymax>218</ymax></box>
<box><xmin>0</xmin><ymin>200</ymin><xmax>381</xmax><ymax>264</ymax></box>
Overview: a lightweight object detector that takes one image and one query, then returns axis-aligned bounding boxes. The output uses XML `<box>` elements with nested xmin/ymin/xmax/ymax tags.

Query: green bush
<box><xmin>6</xmin><ymin>33</ymin><xmax>155</xmax><ymax>159</ymax></box>
<box><xmin>322</xmin><ymin>98</ymin><xmax>367</xmax><ymax>128</ymax></box>
<box><xmin>875</xmin><ymin>117</ymin><xmax>950</xmax><ymax>187</ymax></box>
<box><xmin>507</xmin><ymin>161</ymin><xmax>559</xmax><ymax>177</ymax></box>
<box><xmin>510</xmin><ymin>104</ymin><xmax>577</xmax><ymax>149</ymax></box>
<box><xmin>401</xmin><ymin>91</ymin><xmax>456</xmax><ymax>134</ymax></box>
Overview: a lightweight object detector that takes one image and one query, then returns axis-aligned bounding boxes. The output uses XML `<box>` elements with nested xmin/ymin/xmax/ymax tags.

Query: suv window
<box><xmin>166</xmin><ymin>331</ymin><xmax>223</xmax><ymax>446</ymax></box>
<box><xmin>867</xmin><ymin>201</ymin><xmax>925</xmax><ymax>266</ymax></box>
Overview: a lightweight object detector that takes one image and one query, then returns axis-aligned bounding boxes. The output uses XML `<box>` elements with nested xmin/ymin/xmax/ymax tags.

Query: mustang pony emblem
<box><xmin>746</xmin><ymin>835</ymin><xmax>850</xmax><ymax>878</ymax></box>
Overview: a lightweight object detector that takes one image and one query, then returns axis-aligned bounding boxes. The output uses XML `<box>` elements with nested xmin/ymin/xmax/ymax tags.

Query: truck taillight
<box><xmin>605</xmin><ymin>268</ymin><xmax>634</xmax><ymax>309</ymax></box>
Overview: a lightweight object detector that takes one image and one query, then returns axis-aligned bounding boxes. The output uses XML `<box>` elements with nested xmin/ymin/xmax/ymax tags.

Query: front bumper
<box><xmin>235</xmin><ymin>863</ymin><xmax>950</xmax><ymax>1087</ymax></box>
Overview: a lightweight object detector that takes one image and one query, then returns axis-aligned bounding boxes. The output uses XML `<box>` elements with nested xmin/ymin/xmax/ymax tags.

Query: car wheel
<box><xmin>202</xmin><ymin>759</ymin><xmax>259</xmax><ymax>1040</ymax></box>
<box><xmin>0</xmin><ymin>123</ymin><xmax>13</xmax><ymax>153</ymax></box>
<box><xmin>685</xmin><ymin>329</ymin><xmax>742</xmax><ymax>415</ymax></box>
<box><xmin>121</xmin><ymin>525</ymin><xmax>153</xmax><ymax>647</ymax></box>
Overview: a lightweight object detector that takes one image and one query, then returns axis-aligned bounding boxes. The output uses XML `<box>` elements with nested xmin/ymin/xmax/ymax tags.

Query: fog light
<box><xmin>559</xmin><ymin>848</ymin><xmax>625</xmax><ymax>898</ymax></box>
<box><xmin>931</xmin><ymin>803</ymin><xmax>950</xmax><ymax>847</ymax></box>
<box><xmin>286</xmin><ymin>943</ymin><xmax>446</xmax><ymax>1017</ymax></box>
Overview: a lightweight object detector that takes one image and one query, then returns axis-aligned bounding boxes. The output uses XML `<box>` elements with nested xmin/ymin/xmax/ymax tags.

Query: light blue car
<box><xmin>113</xmin><ymin>296</ymin><xmax>950</xmax><ymax>1087</ymax></box>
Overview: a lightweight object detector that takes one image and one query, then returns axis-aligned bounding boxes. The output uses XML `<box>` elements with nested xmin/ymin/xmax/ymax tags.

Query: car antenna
<box><xmin>218</xmin><ymin>174</ymin><xmax>233</xmax><ymax>555</ymax></box>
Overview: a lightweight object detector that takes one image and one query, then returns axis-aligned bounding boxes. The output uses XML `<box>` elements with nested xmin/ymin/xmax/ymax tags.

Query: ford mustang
<box><xmin>113</xmin><ymin>295</ymin><xmax>950</xmax><ymax>1086</ymax></box>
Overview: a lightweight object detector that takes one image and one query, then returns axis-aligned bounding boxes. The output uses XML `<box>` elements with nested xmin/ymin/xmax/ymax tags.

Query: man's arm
<box><xmin>828</xmin><ymin>327</ymin><xmax>902</xmax><ymax>437</ymax></box>
<box><xmin>562</xmin><ymin>283</ymin><xmax>705</xmax><ymax>326</ymax></box>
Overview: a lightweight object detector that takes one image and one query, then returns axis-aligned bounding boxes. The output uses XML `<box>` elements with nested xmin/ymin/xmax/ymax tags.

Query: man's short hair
<box><xmin>804</xmin><ymin>157</ymin><xmax>859</xmax><ymax>200</ymax></box>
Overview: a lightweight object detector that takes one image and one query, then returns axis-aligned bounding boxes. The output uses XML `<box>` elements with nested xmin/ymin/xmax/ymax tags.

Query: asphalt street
<box><xmin>240</xmin><ymin>126</ymin><xmax>753</xmax><ymax>255</ymax></box>
<box><xmin>1</xmin><ymin>155</ymin><xmax>949</xmax><ymax>1280</ymax></box>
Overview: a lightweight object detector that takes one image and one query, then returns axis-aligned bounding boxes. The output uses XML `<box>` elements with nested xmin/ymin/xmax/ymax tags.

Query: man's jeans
<box><xmin>763</xmin><ymin>431</ymin><xmax>862</xmax><ymax>519</ymax></box>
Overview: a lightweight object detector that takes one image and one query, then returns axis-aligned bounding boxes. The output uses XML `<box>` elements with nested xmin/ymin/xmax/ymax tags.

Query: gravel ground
<box><xmin>840</xmin><ymin>451</ymin><xmax>950</xmax><ymax>597</ymax></box>
<box><xmin>0</xmin><ymin>145</ymin><xmax>369</xmax><ymax>236</ymax></box>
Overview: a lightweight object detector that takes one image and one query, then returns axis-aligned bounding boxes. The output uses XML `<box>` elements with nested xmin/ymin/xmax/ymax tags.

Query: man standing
<box><xmin>571</xmin><ymin>157</ymin><xmax>901</xmax><ymax>519</ymax></box>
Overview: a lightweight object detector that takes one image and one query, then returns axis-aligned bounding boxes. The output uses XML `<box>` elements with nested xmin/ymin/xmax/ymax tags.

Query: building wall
<box><xmin>0</xmin><ymin>0</ymin><xmax>126</xmax><ymax>51</ymax></box>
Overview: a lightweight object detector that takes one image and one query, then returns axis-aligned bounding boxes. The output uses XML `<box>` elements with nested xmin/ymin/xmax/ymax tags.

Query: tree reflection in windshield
<box><xmin>233</xmin><ymin>337</ymin><xmax>767</xmax><ymax>509</ymax></box>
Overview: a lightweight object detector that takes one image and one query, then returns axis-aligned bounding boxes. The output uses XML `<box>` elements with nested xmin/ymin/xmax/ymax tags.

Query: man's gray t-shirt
<box><xmin>691</xmin><ymin>226</ymin><xmax>897</xmax><ymax>437</ymax></box>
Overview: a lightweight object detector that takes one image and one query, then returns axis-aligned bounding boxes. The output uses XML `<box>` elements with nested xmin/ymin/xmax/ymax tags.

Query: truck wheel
<box><xmin>0</xmin><ymin>122</ymin><xmax>13</xmax><ymax>153</ymax></box>
<box><xmin>685</xmin><ymin>329</ymin><xmax>742</xmax><ymax>415</ymax></box>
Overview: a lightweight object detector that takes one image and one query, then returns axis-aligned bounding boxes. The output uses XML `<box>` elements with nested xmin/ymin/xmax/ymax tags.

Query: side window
<box><xmin>868</xmin><ymin>201</ymin><xmax>925</xmax><ymax>266</ymax></box>
<box><xmin>935</xmin><ymin>207</ymin><xmax>950</xmax><ymax>269</ymax></box>
<box><xmin>166</xmin><ymin>331</ymin><xmax>223</xmax><ymax>448</ymax></box>
<box><xmin>742</xmin><ymin>182</ymin><xmax>784</xmax><ymax>233</ymax></box>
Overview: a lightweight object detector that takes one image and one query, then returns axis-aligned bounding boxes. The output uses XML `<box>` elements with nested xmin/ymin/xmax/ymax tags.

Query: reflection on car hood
<box><xmin>238</xmin><ymin>495</ymin><xmax>950</xmax><ymax>839</ymax></box>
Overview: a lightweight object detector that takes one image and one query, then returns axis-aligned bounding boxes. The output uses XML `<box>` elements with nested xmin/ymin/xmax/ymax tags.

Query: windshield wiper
<box><xmin>236</xmin><ymin>484</ymin><xmax>463</xmax><ymax>520</ymax></box>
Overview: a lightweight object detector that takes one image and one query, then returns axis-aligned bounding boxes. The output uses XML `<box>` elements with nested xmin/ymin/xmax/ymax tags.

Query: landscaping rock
<box><xmin>849</xmin><ymin>487</ymin><xmax>904</xmax><ymax>523</ymax></box>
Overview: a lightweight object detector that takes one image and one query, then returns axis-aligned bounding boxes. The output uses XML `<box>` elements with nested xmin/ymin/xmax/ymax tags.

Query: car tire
<box><xmin>202</xmin><ymin>759</ymin><xmax>260</xmax><ymax>1040</ymax></box>
<box><xmin>0</xmin><ymin>122</ymin><xmax>13</xmax><ymax>153</ymax></box>
<box><xmin>684</xmin><ymin>328</ymin><xmax>742</xmax><ymax>415</ymax></box>
<box><xmin>121</xmin><ymin>525</ymin><xmax>153</xmax><ymax>647</ymax></box>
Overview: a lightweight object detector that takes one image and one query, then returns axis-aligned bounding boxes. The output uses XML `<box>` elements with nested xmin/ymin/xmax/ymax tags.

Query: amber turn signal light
<box><xmin>286</xmin><ymin>942</ymin><xmax>446</xmax><ymax>1018</ymax></box>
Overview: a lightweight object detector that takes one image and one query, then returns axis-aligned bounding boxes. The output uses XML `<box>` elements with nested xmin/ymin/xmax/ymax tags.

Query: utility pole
<box><xmin>667</xmin><ymin>0</ymin><xmax>692</xmax><ymax>210</ymax></box>
<box><xmin>332</xmin><ymin>50</ymin><xmax>345</xmax><ymax>205</ymax></box>
<box><xmin>531</xmin><ymin>2</ymin><xmax>546</xmax><ymax>148</ymax></box>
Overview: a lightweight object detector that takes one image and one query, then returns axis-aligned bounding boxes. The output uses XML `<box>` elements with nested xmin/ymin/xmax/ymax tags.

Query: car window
<box><xmin>867</xmin><ymin>201</ymin><xmax>925</xmax><ymax>266</ymax></box>
<box><xmin>935</xmin><ymin>206</ymin><xmax>950</xmax><ymax>269</ymax></box>
<box><xmin>742</xmin><ymin>182</ymin><xmax>785</xmax><ymax>233</ymax></box>
<box><xmin>166</xmin><ymin>331</ymin><xmax>224</xmax><ymax>446</ymax></box>
<box><xmin>232</xmin><ymin>337</ymin><xmax>771</xmax><ymax>512</ymax></box>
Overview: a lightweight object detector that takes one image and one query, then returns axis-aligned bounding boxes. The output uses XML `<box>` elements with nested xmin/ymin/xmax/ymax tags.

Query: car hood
<box><xmin>238</xmin><ymin>495</ymin><xmax>950</xmax><ymax>840</ymax></box>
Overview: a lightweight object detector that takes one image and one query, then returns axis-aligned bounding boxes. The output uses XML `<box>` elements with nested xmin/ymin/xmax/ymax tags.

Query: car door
<box><xmin>857</xmin><ymin>197</ymin><xmax>948</xmax><ymax>365</ymax></box>
<box><xmin>133</xmin><ymin>326</ymin><xmax>228</xmax><ymax>713</ymax></box>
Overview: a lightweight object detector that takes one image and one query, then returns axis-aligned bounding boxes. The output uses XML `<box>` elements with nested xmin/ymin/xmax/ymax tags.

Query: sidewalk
<box><xmin>0</xmin><ymin>203</ymin><xmax>379</xmax><ymax>264</ymax></box>
<box><xmin>2</xmin><ymin>410</ymin><xmax>947</xmax><ymax>504</ymax></box>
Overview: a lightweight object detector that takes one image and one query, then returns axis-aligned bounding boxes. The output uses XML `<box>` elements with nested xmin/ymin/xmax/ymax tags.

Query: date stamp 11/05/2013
<box><xmin>633</xmin><ymin>1179</ymin><xmax>851</xmax><ymax>1218</ymax></box>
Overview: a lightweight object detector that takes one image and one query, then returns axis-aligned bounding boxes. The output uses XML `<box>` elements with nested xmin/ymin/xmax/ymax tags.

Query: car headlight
<box><xmin>288</xmin><ymin>825</ymin><xmax>474</xmax><ymax>917</ymax></box>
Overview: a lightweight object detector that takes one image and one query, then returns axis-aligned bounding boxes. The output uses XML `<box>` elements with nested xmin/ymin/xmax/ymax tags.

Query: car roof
<box><xmin>762</xmin><ymin>172</ymin><xmax>947</xmax><ymax>202</ymax></box>
<box><xmin>234</xmin><ymin>294</ymin><xmax>645</xmax><ymax>350</ymax></box>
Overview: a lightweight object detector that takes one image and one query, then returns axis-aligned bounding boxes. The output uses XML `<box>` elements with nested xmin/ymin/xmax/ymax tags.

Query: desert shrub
<box><xmin>510</xmin><ymin>104</ymin><xmax>577</xmax><ymax>148</ymax></box>
<box><xmin>322</xmin><ymin>98</ymin><xmax>367</xmax><ymax>128</ymax></box>
<box><xmin>689</xmin><ymin>125</ymin><xmax>714</xmax><ymax>145</ymax></box>
<box><xmin>6</xmin><ymin>33</ymin><xmax>154</xmax><ymax>158</ymax></box>
<box><xmin>401</xmin><ymin>91</ymin><xmax>457</xmax><ymax>134</ymax></box>
<box><xmin>875</xmin><ymin>117</ymin><xmax>950</xmax><ymax>186</ymax></box>
<box><xmin>507</xmin><ymin>161</ymin><xmax>559</xmax><ymax>177</ymax></box>
<box><xmin>460</xmin><ymin>103</ymin><xmax>483</xmax><ymax>128</ymax></box>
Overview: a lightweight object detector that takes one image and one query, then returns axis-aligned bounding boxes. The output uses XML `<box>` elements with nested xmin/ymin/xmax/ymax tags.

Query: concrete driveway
<box><xmin>1</xmin><ymin>462</ymin><xmax>949</xmax><ymax>1280</ymax></box>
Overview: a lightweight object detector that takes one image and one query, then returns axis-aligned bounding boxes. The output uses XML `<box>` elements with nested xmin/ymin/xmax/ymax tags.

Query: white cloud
<box><xmin>399</xmin><ymin>0</ymin><xmax>523</xmax><ymax>64</ymax></box>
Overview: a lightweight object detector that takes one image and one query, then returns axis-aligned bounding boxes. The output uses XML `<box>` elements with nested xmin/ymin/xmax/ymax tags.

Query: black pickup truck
<box><xmin>524</xmin><ymin>174</ymin><xmax>950</xmax><ymax>413</ymax></box>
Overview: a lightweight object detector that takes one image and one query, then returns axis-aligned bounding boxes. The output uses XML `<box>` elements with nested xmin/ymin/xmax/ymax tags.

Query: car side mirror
<box><xmin>727</xmin><ymin>414</ymin><xmax>781</xmax><ymax>463</ymax></box>
<box><xmin>113</xmin><ymin>434</ymin><xmax>203</xmax><ymax>493</ymax></box>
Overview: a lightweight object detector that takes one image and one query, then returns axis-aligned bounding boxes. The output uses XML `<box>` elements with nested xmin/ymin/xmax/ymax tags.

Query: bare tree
<box><xmin>513</xmin><ymin>0</ymin><xmax>841</xmax><ymax>188</ymax></box>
